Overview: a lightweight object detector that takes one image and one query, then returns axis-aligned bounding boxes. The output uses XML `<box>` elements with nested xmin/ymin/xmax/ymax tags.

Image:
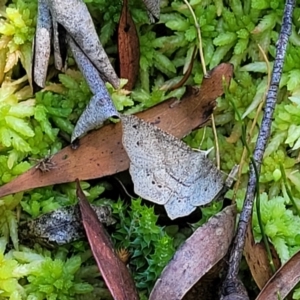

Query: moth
<box><xmin>120</xmin><ymin>114</ymin><xmax>224</xmax><ymax>220</ymax></box>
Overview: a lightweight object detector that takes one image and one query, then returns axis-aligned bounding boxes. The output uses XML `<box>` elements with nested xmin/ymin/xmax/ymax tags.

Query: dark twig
<box><xmin>221</xmin><ymin>1</ymin><xmax>295</xmax><ymax>298</ymax></box>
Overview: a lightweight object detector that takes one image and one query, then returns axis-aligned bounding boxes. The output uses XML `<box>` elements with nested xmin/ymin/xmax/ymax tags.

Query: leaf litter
<box><xmin>118</xmin><ymin>0</ymin><xmax>140</xmax><ymax>90</ymax></box>
<box><xmin>33</xmin><ymin>0</ymin><xmax>119</xmax><ymax>89</ymax></box>
<box><xmin>76</xmin><ymin>179</ymin><xmax>139</xmax><ymax>300</ymax></box>
<box><xmin>149</xmin><ymin>205</ymin><xmax>236</xmax><ymax>300</ymax></box>
<box><xmin>0</xmin><ymin>63</ymin><xmax>233</xmax><ymax>197</ymax></box>
<box><xmin>7</xmin><ymin>48</ymin><xmax>234</xmax><ymax>293</ymax></box>
<box><xmin>256</xmin><ymin>249</ymin><xmax>300</xmax><ymax>300</ymax></box>
<box><xmin>33</xmin><ymin>0</ymin><xmax>120</xmax><ymax>143</ymax></box>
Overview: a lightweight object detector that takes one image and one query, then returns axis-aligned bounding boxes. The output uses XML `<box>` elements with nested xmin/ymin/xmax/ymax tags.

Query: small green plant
<box><xmin>112</xmin><ymin>198</ymin><xmax>175</xmax><ymax>292</ymax></box>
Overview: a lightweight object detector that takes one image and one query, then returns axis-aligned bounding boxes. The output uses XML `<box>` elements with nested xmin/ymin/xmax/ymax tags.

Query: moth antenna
<box><xmin>114</xmin><ymin>177</ymin><xmax>135</xmax><ymax>199</ymax></box>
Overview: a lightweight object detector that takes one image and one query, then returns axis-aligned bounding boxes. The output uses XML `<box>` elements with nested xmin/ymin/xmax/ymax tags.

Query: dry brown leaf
<box><xmin>183</xmin><ymin>260</ymin><xmax>226</xmax><ymax>300</ymax></box>
<box><xmin>76</xmin><ymin>179</ymin><xmax>139</xmax><ymax>300</ymax></box>
<box><xmin>256</xmin><ymin>250</ymin><xmax>300</xmax><ymax>300</ymax></box>
<box><xmin>0</xmin><ymin>48</ymin><xmax>8</xmax><ymax>84</ymax></box>
<box><xmin>244</xmin><ymin>221</ymin><xmax>281</xmax><ymax>290</ymax></box>
<box><xmin>149</xmin><ymin>205</ymin><xmax>236</xmax><ymax>300</ymax></box>
<box><xmin>0</xmin><ymin>63</ymin><xmax>233</xmax><ymax>197</ymax></box>
<box><xmin>4</xmin><ymin>51</ymin><xmax>20</xmax><ymax>72</ymax></box>
<box><xmin>118</xmin><ymin>0</ymin><xmax>140</xmax><ymax>90</ymax></box>
<box><xmin>42</xmin><ymin>83</ymin><xmax>66</xmax><ymax>94</ymax></box>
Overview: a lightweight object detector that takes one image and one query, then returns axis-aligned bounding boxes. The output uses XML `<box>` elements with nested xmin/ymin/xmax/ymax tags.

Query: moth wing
<box><xmin>189</xmin><ymin>157</ymin><xmax>224</xmax><ymax>206</ymax></box>
<box><xmin>129</xmin><ymin>165</ymin><xmax>172</xmax><ymax>205</ymax></box>
<box><xmin>121</xmin><ymin>115</ymin><xmax>167</xmax><ymax>168</ymax></box>
<box><xmin>164</xmin><ymin>195</ymin><xmax>196</xmax><ymax>220</ymax></box>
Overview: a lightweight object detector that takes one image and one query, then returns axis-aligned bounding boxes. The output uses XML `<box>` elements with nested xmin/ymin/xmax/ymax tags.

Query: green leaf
<box><xmin>153</xmin><ymin>51</ymin><xmax>176</xmax><ymax>74</ymax></box>
<box><xmin>5</xmin><ymin>116</ymin><xmax>34</xmax><ymax>137</ymax></box>
<box><xmin>287</xmin><ymin>69</ymin><xmax>300</xmax><ymax>92</ymax></box>
<box><xmin>213</xmin><ymin>32</ymin><xmax>237</xmax><ymax>46</ymax></box>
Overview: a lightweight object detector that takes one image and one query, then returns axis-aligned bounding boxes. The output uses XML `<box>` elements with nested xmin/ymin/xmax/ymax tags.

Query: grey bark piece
<box><xmin>70</xmin><ymin>37</ymin><xmax>119</xmax><ymax>142</ymax></box>
<box><xmin>33</xmin><ymin>0</ymin><xmax>52</xmax><ymax>88</ymax></box>
<box><xmin>120</xmin><ymin>114</ymin><xmax>224</xmax><ymax>220</ymax></box>
<box><xmin>47</xmin><ymin>0</ymin><xmax>120</xmax><ymax>88</ymax></box>
<box><xmin>20</xmin><ymin>204</ymin><xmax>116</xmax><ymax>247</ymax></box>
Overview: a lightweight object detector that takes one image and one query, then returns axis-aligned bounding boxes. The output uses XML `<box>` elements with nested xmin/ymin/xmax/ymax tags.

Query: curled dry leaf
<box><xmin>149</xmin><ymin>205</ymin><xmax>236</xmax><ymax>300</ymax></box>
<box><xmin>118</xmin><ymin>0</ymin><xmax>140</xmax><ymax>90</ymax></box>
<box><xmin>244</xmin><ymin>221</ymin><xmax>280</xmax><ymax>290</ymax></box>
<box><xmin>120</xmin><ymin>114</ymin><xmax>224</xmax><ymax>219</ymax></box>
<box><xmin>32</xmin><ymin>0</ymin><xmax>51</xmax><ymax>88</ymax></box>
<box><xmin>69</xmin><ymin>36</ymin><xmax>119</xmax><ymax>142</ymax></box>
<box><xmin>76</xmin><ymin>179</ymin><xmax>139</xmax><ymax>300</ymax></box>
<box><xmin>0</xmin><ymin>63</ymin><xmax>233</xmax><ymax>197</ymax></box>
<box><xmin>33</xmin><ymin>0</ymin><xmax>119</xmax><ymax>89</ymax></box>
<box><xmin>48</xmin><ymin>0</ymin><xmax>119</xmax><ymax>88</ymax></box>
<box><xmin>256</xmin><ymin>250</ymin><xmax>300</xmax><ymax>300</ymax></box>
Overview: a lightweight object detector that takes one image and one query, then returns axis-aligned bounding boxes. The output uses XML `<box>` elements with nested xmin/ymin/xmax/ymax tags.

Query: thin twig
<box><xmin>211</xmin><ymin>114</ymin><xmax>220</xmax><ymax>169</ymax></box>
<box><xmin>280</xmin><ymin>164</ymin><xmax>300</xmax><ymax>216</ymax></box>
<box><xmin>231</xmin><ymin>45</ymin><xmax>275</xmax><ymax>272</ymax></box>
<box><xmin>233</xmin><ymin>44</ymin><xmax>271</xmax><ymax>200</ymax></box>
<box><xmin>182</xmin><ymin>0</ymin><xmax>220</xmax><ymax>167</ymax></box>
<box><xmin>182</xmin><ymin>0</ymin><xmax>207</xmax><ymax>75</ymax></box>
<box><xmin>221</xmin><ymin>0</ymin><xmax>295</xmax><ymax>297</ymax></box>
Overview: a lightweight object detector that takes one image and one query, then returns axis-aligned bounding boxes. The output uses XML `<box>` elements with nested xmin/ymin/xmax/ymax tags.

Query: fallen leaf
<box><xmin>76</xmin><ymin>179</ymin><xmax>139</xmax><ymax>300</ymax></box>
<box><xmin>19</xmin><ymin>44</ymin><xmax>33</xmax><ymax>90</ymax></box>
<box><xmin>0</xmin><ymin>63</ymin><xmax>233</xmax><ymax>197</ymax></box>
<box><xmin>244</xmin><ymin>221</ymin><xmax>281</xmax><ymax>290</ymax></box>
<box><xmin>68</xmin><ymin>36</ymin><xmax>119</xmax><ymax>142</ymax></box>
<box><xmin>48</xmin><ymin>0</ymin><xmax>120</xmax><ymax>88</ymax></box>
<box><xmin>33</xmin><ymin>0</ymin><xmax>119</xmax><ymax>89</ymax></box>
<box><xmin>149</xmin><ymin>205</ymin><xmax>236</xmax><ymax>300</ymax></box>
<box><xmin>33</xmin><ymin>0</ymin><xmax>52</xmax><ymax>88</ymax></box>
<box><xmin>182</xmin><ymin>259</ymin><xmax>226</xmax><ymax>300</ymax></box>
<box><xmin>118</xmin><ymin>0</ymin><xmax>140</xmax><ymax>90</ymax></box>
<box><xmin>120</xmin><ymin>114</ymin><xmax>224</xmax><ymax>219</ymax></box>
<box><xmin>256</xmin><ymin>250</ymin><xmax>300</xmax><ymax>300</ymax></box>
<box><xmin>0</xmin><ymin>48</ymin><xmax>8</xmax><ymax>84</ymax></box>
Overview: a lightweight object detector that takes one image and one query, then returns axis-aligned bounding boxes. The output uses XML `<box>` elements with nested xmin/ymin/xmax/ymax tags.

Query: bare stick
<box><xmin>221</xmin><ymin>0</ymin><xmax>295</xmax><ymax>298</ymax></box>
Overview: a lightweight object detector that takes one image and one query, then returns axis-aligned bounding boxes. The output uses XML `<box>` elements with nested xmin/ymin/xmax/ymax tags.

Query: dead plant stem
<box><xmin>221</xmin><ymin>0</ymin><xmax>295</xmax><ymax>297</ymax></box>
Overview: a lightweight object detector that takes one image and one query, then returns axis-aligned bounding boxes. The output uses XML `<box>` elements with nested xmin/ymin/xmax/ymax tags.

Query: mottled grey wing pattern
<box><xmin>121</xmin><ymin>115</ymin><xmax>224</xmax><ymax>219</ymax></box>
<box><xmin>165</xmin><ymin>154</ymin><xmax>224</xmax><ymax>219</ymax></box>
